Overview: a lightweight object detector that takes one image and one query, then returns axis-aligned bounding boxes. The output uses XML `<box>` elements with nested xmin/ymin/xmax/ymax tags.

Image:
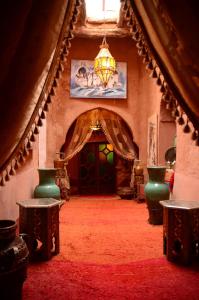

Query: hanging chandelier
<box><xmin>94</xmin><ymin>36</ymin><xmax>116</xmax><ymax>88</ymax></box>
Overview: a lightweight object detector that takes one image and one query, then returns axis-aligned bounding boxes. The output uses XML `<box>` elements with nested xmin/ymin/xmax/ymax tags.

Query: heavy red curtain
<box><xmin>130</xmin><ymin>0</ymin><xmax>199</xmax><ymax>129</ymax></box>
<box><xmin>0</xmin><ymin>0</ymin><xmax>70</xmax><ymax>173</ymax></box>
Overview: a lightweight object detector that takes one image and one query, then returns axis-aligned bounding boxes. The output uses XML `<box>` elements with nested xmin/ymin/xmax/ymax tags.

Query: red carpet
<box><xmin>22</xmin><ymin>195</ymin><xmax>199</xmax><ymax>299</ymax></box>
<box><xmin>57</xmin><ymin>195</ymin><xmax>163</xmax><ymax>264</ymax></box>
<box><xmin>23</xmin><ymin>258</ymin><xmax>199</xmax><ymax>300</ymax></box>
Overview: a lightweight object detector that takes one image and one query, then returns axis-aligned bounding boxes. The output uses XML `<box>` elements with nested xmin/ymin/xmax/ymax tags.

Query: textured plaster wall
<box><xmin>0</xmin><ymin>141</ymin><xmax>39</xmax><ymax>219</ymax></box>
<box><xmin>46</xmin><ymin>37</ymin><xmax>161</xmax><ymax>168</ymax></box>
<box><xmin>172</xmin><ymin>124</ymin><xmax>199</xmax><ymax>200</ymax></box>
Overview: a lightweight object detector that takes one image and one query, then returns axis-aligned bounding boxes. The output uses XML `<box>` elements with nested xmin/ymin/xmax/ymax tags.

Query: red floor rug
<box><xmin>57</xmin><ymin>195</ymin><xmax>163</xmax><ymax>264</ymax></box>
<box><xmin>22</xmin><ymin>196</ymin><xmax>199</xmax><ymax>299</ymax></box>
<box><xmin>23</xmin><ymin>258</ymin><xmax>199</xmax><ymax>300</ymax></box>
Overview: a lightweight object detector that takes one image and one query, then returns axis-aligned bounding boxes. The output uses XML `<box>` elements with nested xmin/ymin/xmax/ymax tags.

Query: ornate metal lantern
<box><xmin>94</xmin><ymin>36</ymin><xmax>116</xmax><ymax>87</ymax></box>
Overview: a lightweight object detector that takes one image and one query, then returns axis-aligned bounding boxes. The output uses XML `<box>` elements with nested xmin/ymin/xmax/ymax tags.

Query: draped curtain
<box><xmin>100</xmin><ymin>110</ymin><xmax>137</xmax><ymax>160</ymax></box>
<box><xmin>0</xmin><ymin>0</ymin><xmax>79</xmax><ymax>185</ymax></box>
<box><xmin>0</xmin><ymin>0</ymin><xmax>70</xmax><ymax>170</ymax></box>
<box><xmin>64</xmin><ymin>111</ymin><xmax>94</xmax><ymax>161</ymax></box>
<box><xmin>130</xmin><ymin>0</ymin><xmax>199</xmax><ymax>133</ymax></box>
<box><xmin>0</xmin><ymin>0</ymin><xmax>199</xmax><ymax>185</ymax></box>
<box><xmin>64</xmin><ymin>109</ymin><xmax>137</xmax><ymax>162</ymax></box>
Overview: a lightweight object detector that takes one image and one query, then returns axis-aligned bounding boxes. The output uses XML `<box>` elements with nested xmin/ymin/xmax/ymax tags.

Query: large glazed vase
<box><xmin>34</xmin><ymin>168</ymin><xmax>60</xmax><ymax>200</ymax></box>
<box><xmin>0</xmin><ymin>220</ymin><xmax>29</xmax><ymax>300</ymax></box>
<box><xmin>144</xmin><ymin>166</ymin><xmax>170</xmax><ymax>225</ymax></box>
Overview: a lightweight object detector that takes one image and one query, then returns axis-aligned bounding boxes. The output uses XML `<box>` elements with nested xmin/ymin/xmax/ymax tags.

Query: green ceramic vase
<box><xmin>144</xmin><ymin>166</ymin><xmax>170</xmax><ymax>225</ymax></box>
<box><xmin>34</xmin><ymin>168</ymin><xmax>60</xmax><ymax>200</ymax></box>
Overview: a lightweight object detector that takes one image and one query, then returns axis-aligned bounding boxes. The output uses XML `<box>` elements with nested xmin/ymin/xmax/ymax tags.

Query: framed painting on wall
<box><xmin>70</xmin><ymin>59</ymin><xmax>127</xmax><ymax>99</ymax></box>
<box><xmin>147</xmin><ymin>114</ymin><xmax>158</xmax><ymax>166</ymax></box>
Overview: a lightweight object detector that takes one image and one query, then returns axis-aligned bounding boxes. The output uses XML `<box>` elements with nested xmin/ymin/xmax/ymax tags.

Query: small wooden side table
<box><xmin>16</xmin><ymin>198</ymin><xmax>60</xmax><ymax>261</ymax></box>
<box><xmin>160</xmin><ymin>200</ymin><xmax>199</xmax><ymax>265</ymax></box>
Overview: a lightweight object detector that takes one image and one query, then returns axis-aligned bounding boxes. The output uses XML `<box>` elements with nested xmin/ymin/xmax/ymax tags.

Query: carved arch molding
<box><xmin>0</xmin><ymin>0</ymin><xmax>198</xmax><ymax>185</ymax></box>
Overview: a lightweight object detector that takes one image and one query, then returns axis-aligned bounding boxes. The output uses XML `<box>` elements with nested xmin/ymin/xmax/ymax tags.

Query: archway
<box><xmin>60</xmin><ymin>108</ymin><xmax>138</xmax><ymax>195</ymax></box>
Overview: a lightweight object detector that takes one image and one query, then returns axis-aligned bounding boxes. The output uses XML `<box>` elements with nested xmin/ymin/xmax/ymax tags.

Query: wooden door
<box><xmin>79</xmin><ymin>142</ymin><xmax>115</xmax><ymax>194</ymax></box>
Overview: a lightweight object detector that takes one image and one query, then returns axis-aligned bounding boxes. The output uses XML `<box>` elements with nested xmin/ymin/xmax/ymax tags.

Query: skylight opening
<box><xmin>85</xmin><ymin>0</ymin><xmax>121</xmax><ymax>23</ymax></box>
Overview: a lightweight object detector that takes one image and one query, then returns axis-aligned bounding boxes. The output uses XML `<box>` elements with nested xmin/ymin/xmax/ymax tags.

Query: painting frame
<box><xmin>147</xmin><ymin>114</ymin><xmax>158</xmax><ymax>166</ymax></box>
<box><xmin>70</xmin><ymin>59</ymin><xmax>127</xmax><ymax>99</ymax></box>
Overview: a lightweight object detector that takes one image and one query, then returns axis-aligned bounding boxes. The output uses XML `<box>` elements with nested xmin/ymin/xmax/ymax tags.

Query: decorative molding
<box><xmin>73</xmin><ymin>26</ymin><xmax>131</xmax><ymax>38</ymax></box>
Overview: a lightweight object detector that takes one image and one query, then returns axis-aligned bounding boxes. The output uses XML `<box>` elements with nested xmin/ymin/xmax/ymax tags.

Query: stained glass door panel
<box><xmin>79</xmin><ymin>143</ymin><xmax>97</xmax><ymax>194</ymax></box>
<box><xmin>79</xmin><ymin>142</ymin><xmax>115</xmax><ymax>194</ymax></box>
<box><xmin>98</xmin><ymin>143</ymin><xmax>115</xmax><ymax>194</ymax></box>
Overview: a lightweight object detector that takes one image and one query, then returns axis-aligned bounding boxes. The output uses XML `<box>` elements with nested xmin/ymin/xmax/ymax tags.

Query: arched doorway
<box><xmin>60</xmin><ymin>108</ymin><xmax>138</xmax><ymax>195</ymax></box>
<box><xmin>79</xmin><ymin>130</ymin><xmax>115</xmax><ymax>194</ymax></box>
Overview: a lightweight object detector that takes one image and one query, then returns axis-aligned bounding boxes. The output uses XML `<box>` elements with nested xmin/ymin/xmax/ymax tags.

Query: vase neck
<box><xmin>147</xmin><ymin>167</ymin><xmax>166</xmax><ymax>182</ymax></box>
<box><xmin>38</xmin><ymin>169</ymin><xmax>56</xmax><ymax>184</ymax></box>
<box><xmin>0</xmin><ymin>220</ymin><xmax>16</xmax><ymax>246</ymax></box>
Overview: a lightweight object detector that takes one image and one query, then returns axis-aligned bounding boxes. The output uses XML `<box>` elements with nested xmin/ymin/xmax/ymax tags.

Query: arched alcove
<box><xmin>60</xmin><ymin>108</ymin><xmax>138</xmax><ymax>195</ymax></box>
